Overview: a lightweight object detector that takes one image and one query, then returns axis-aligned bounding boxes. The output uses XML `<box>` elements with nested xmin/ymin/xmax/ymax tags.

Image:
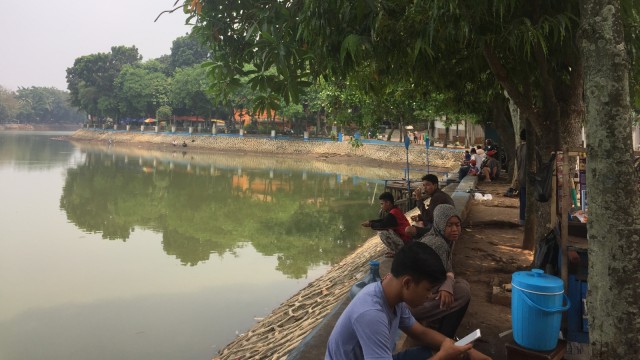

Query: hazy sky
<box><xmin>0</xmin><ymin>0</ymin><xmax>193</xmax><ymax>91</ymax></box>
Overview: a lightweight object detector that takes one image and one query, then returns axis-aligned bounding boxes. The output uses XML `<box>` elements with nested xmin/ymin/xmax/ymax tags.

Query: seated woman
<box><xmin>412</xmin><ymin>204</ymin><xmax>471</xmax><ymax>339</ymax></box>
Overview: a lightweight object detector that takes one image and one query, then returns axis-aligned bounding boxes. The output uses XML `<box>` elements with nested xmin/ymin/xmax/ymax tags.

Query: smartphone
<box><xmin>455</xmin><ymin>329</ymin><xmax>481</xmax><ymax>346</ymax></box>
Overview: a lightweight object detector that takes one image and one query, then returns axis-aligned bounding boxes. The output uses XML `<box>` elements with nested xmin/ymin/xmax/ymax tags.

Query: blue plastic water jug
<box><xmin>349</xmin><ymin>260</ymin><xmax>382</xmax><ymax>299</ymax></box>
<box><xmin>511</xmin><ymin>269</ymin><xmax>571</xmax><ymax>351</ymax></box>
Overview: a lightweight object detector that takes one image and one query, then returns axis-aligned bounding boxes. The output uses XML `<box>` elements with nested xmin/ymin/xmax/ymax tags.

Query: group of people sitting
<box><xmin>459</xmin><ymin>140</ymin><xmax>501</xmax><ymax>183</ymax></box>
<box><xmin>326</xmin><ymin>175</ymin><xmax>490</xmax><ymax>359</ymax></box>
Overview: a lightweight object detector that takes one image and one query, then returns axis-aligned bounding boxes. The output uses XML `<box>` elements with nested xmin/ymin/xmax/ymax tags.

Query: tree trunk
<box><xmin>484</xmin><ymin>39</ymin><xmax>584</xmax><ymax>250</ymax></box>
<box><xmin>492</xmin><ymin>95</ymin><xmax>516</xmax><ymax>180</ymax></box>
<box><xmin>507</xmin><ymin>93</ymin><xmax>524</xmax><ymax>189</ymax></box>
<box><xmin>522</xmin><ymin>117</ymin><xmax>536</xmax><ymax>251</ymax></box>
<box><xmin>316</xmin><ymin>108</ymin><xmax>322</xmax><ymax>136</ymax></box>
<box><xmin>580</xmin><ymin>1</ymin><xmax>640</xmax><ymax>358</ymax></box>
<box><xmin>443</xmin><ymin>115</ymin><xmax>449</xmax><ymax>148</ymax></box>
<box><xmin>464</xmin><ymin>120</ymin><xmax>470</xmax><ymax>148</ymax></box>
<box><xmin>429</xmin><ymin>119</ymin><xmax>436</xmax><ymax>140</ymax></box>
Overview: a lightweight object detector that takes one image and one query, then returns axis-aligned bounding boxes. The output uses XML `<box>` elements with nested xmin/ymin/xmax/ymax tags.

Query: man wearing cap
<box><xmin>479</xmin><ymin>149</ymin><xmax>500</xmax><ymax>182</ymax></box>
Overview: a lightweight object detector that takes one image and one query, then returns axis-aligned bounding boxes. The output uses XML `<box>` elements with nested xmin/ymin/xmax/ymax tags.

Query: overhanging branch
<box><xmin>482</xmin><ymin>44</ymin><xmax>533</xmax><ymax>115</ymax></box>
<box><xmin>155</xmin><ymin>1</ymin><xmax>183</xmax><ymax>23</ymax></box>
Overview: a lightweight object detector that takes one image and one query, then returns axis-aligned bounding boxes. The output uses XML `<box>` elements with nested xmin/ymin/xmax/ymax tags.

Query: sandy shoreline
<box><xmin>67</xmin><ymin>129</ymin><xmax>460</xmax><ymax>175</ymax></box>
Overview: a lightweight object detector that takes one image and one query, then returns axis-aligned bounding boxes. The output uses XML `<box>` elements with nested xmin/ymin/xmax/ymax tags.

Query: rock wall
<box><xmin>71</xmin><ymin>129</ymin><xmax>462</xmax><ymax>168</ymax></box>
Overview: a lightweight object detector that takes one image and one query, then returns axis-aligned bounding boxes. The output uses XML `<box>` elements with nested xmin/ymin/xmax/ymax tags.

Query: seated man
<box><xmin>479</xmin><ymin>150</ymin><xmax>500</xmax><ymax>182</ymax></box>
<box><xmin>362</xmin><ymin>192</ymin><xmax>411</xmax><ymax>256</ymax></box>
<box><xmin>406</xmin><ymin>174</ymin><xmax>454</xmax><ymax>239</ymax></box>
<box><xmin>413</xmin><ymin>205</ymin><xmax>471</xmax><ymax>339</ymax></box>
<box><xmin>458</xmin><ymin>150</ymin><xmax>472</xmax><ymax>180</ymax></box>
<box><xmin>325</xmin><ymin>242</ymin><xmax>490</xmax><ymax>360</ymax></box>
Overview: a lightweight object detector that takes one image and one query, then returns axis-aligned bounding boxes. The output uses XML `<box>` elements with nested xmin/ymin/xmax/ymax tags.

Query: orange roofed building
<box><xmin>234</xmin><ymin>109</ymin><xmax>287</xmax><ymax>126</ymax></box>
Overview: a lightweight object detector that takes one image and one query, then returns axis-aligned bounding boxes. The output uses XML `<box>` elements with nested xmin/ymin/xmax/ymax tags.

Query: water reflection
<box><xmin>0</xmin><ymin>131</ymin><xmax>75</xmax><ymax>169</ymax></box>
<box><xmin>60</xmin><ymin>144</ymin><xmax>395</xmax><ymax>278</ymax></box>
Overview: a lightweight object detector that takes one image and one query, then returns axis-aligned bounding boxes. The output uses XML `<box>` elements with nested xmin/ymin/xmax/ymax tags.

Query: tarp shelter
<box><xmin>144</xmin><ymin>118</ymin><xmax>157</xmax><ymax>123</ymax></box>
<box><xmin>405</xmin><ymin>125</ymin><xmax>414</xmax><ymax>130</ymax></box>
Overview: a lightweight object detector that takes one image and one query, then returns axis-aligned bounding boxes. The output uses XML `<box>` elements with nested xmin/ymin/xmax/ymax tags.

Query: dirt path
<box><xmin>452</xmin><ymin>180</ymin><xmax>533</xmax><ymax>359</ymax></box>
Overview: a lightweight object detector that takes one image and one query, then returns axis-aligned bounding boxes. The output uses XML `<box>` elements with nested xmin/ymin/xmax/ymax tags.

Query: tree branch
<box><xmin>532</xmin><ymin>40</ymin><xmax>559</xmax><ymax>110</ymax></box>
<box><xmin>482</xmin><ymin>44</ymin><xmax>533</xmax><ymax>115</ymax></box>
<box><xmin>155</xmin><ymin>3</ymin><xmax>183</xmax><ymax>23</ymax></box>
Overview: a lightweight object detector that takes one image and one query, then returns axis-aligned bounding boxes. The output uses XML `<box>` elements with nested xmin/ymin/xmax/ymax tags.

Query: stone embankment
<box><xmin>71</xmin><ymin>129</ymin><xmax>462</xmax><ymax>169</ymax></box>
<box><xmin>1</xmin><ymin>123</ymin><xmax>80</xmax><ymax>131</ymax></box>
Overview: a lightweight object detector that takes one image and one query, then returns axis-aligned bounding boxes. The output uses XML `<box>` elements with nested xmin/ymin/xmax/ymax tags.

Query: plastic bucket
<box><xmin>511</xmin><ymin>269</ymin><xmax>570</xmax><ymax>351</ymax></box>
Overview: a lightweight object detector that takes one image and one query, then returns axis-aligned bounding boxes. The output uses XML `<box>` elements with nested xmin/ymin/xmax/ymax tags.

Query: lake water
<box><xmin>0</xmin><ymin>131</ymin><xmax>402</xmax><ymax>360</ymax></box>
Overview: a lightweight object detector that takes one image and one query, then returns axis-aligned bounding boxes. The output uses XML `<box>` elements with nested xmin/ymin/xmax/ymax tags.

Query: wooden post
<box><xmin>561</xmin><ymin>147</ymin><xmax>570</xmax><ymax>290</ymax></box>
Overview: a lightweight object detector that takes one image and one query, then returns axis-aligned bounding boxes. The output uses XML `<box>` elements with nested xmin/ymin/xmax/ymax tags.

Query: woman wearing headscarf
<box><xmin>411</xmin><ymin>204</ymin><xmax>471</xmax><ymax>339</ymax></box>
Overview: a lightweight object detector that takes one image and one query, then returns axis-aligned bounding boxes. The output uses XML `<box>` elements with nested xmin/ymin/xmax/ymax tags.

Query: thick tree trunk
<box><xmin>580</xmin><ymin>1</ymin><xmax>640</xmax><ymax>358</ymax></box>
<box><xmin>484</xmin><ymin>41</ymin><xmax>584</xmax><ymax>250</ymax></box>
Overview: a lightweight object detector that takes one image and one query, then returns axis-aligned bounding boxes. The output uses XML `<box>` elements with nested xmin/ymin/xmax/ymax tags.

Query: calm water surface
<box><xmin>0</xmin><ymin>132</ymin><xmax>394</xmax><ymax>360</ymax></box>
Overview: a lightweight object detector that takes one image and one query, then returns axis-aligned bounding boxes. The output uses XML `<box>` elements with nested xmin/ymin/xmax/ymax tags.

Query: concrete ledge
<box><xmin>452</xmin><ymin>174</ymin><xmax>478</xmax><ymax>223</ymax></box>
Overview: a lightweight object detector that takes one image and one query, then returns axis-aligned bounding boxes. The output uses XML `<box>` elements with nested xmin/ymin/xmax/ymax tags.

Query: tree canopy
<box><xmin>0</xmin><ymin>86</ymin><xmax>85</xmax><ymax>123</ymax></box>
<box><xmin>185</xmin><ymin>0</ymin><xmax>639</xmax><ymax>140</ymax></box>
<box><xmin>66</xmin><ymin>46</ymin><xmax>142</xmax><ymax>119</ymax></box>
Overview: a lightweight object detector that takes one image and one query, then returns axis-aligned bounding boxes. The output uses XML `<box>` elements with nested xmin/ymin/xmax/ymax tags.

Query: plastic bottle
<box><xmin>349</xmin><ymin>260</ymin><xmax>382</xmax><ymax>299</ymax></box>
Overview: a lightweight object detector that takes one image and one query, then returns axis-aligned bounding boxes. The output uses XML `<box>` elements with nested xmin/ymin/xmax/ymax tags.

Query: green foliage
<box><xmin>59</xmin><ymin>150</ymin><xmax>377</xmax><ymax>277</ymax></box>
<box><xmin>66</xmin><ymin>46</ymin><xmax>141</xmax><ymax>119</ymax></box>
<box><xmin>169</xmin><ymin>35</ymin><xmax>210</xmax><ymax>72</ymax></box>
<box><xmin>348</xmin><ymin>137</ymin><xmax>363</xmax><ymax>148</ymax></box>
<box><xmin>13</xmin><ymin>86</ymin><xmax>85</xmax><ymax>123</ymax></box>
<box><xmin>114</xmin><ymin>64</ymin><xmax>171</xmax><ymax>118</ymax></box>
<box><xmin>186</xmin><ymin>0</ymin><xmax>640</xmax><ymax>144</ymax></box>
<box><xmin>170</xmin><ymin>64</ymin><xmax>214</xmax><ymax>118</ymax></box>
<box><xmin>0</xmin><ymin>86</ymin><xmax>20</xmax><ymax>122</ymax></box>
<box><xmin>156</xmin><ymin>105</ymin><xmax>173</xmax><ymax>121</ymax></box>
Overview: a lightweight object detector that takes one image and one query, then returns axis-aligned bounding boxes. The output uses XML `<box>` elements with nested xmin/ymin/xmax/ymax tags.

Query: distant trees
<box><xmin>64</xmin><ymin>35</ymin><xmax>223</xmax><ymax>126</ymax></box>
<box><xmin>66</xmin><ymin>45</ymin><xmax>142</xmax><ymax>121</ymax></box>
<box><xmin>114</xmin><ymin>65</ymin><xmax>171</xmax><ymax>118</ymax></box>
<box><xmin>61</xmin><ymin>33</ymin><xmax>482</xmax><ymax>135</ymax></box>
<box><xmin>0</xmin><ymin>85</ymin><xmax>85</xmax><ymax>124</ymax></box>
<box><xmin>169</xmin><ymin>35</ymin><xmax>209</xmax><ymax>71</ymax></box>
<box><xmin>0</xmin><ymin>86</ymin><xmax>20</xmax><ymax>122</ymax></box>
<box><xmin>170</xmin><ymin>65</ymin><xmax>215</xmax><ymax>119</ymax></box>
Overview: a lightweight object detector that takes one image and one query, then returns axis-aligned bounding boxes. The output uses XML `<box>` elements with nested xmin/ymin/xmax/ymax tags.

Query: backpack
<box><xmin>528</xmin><ymin>150</ymin><xmax>557</xmax><ymax>203</ymax></box>
<box><xmin>533</xmin><ymin>227</ymin><xmax>560</xmax><ymax>274</ymax></box>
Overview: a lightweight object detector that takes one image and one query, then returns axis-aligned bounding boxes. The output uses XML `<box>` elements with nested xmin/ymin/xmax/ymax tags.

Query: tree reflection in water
<box><xmin>60</xmin><ymin>149</ymin><xmax>389</xmax><ymax>278</ymax></box>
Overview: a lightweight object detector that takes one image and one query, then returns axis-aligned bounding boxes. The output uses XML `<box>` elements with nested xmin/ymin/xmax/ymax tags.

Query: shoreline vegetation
<box><xmin>66</xmin><ymin>128</ymin><xmax>459</xmax><ymax>359</ymax></box>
